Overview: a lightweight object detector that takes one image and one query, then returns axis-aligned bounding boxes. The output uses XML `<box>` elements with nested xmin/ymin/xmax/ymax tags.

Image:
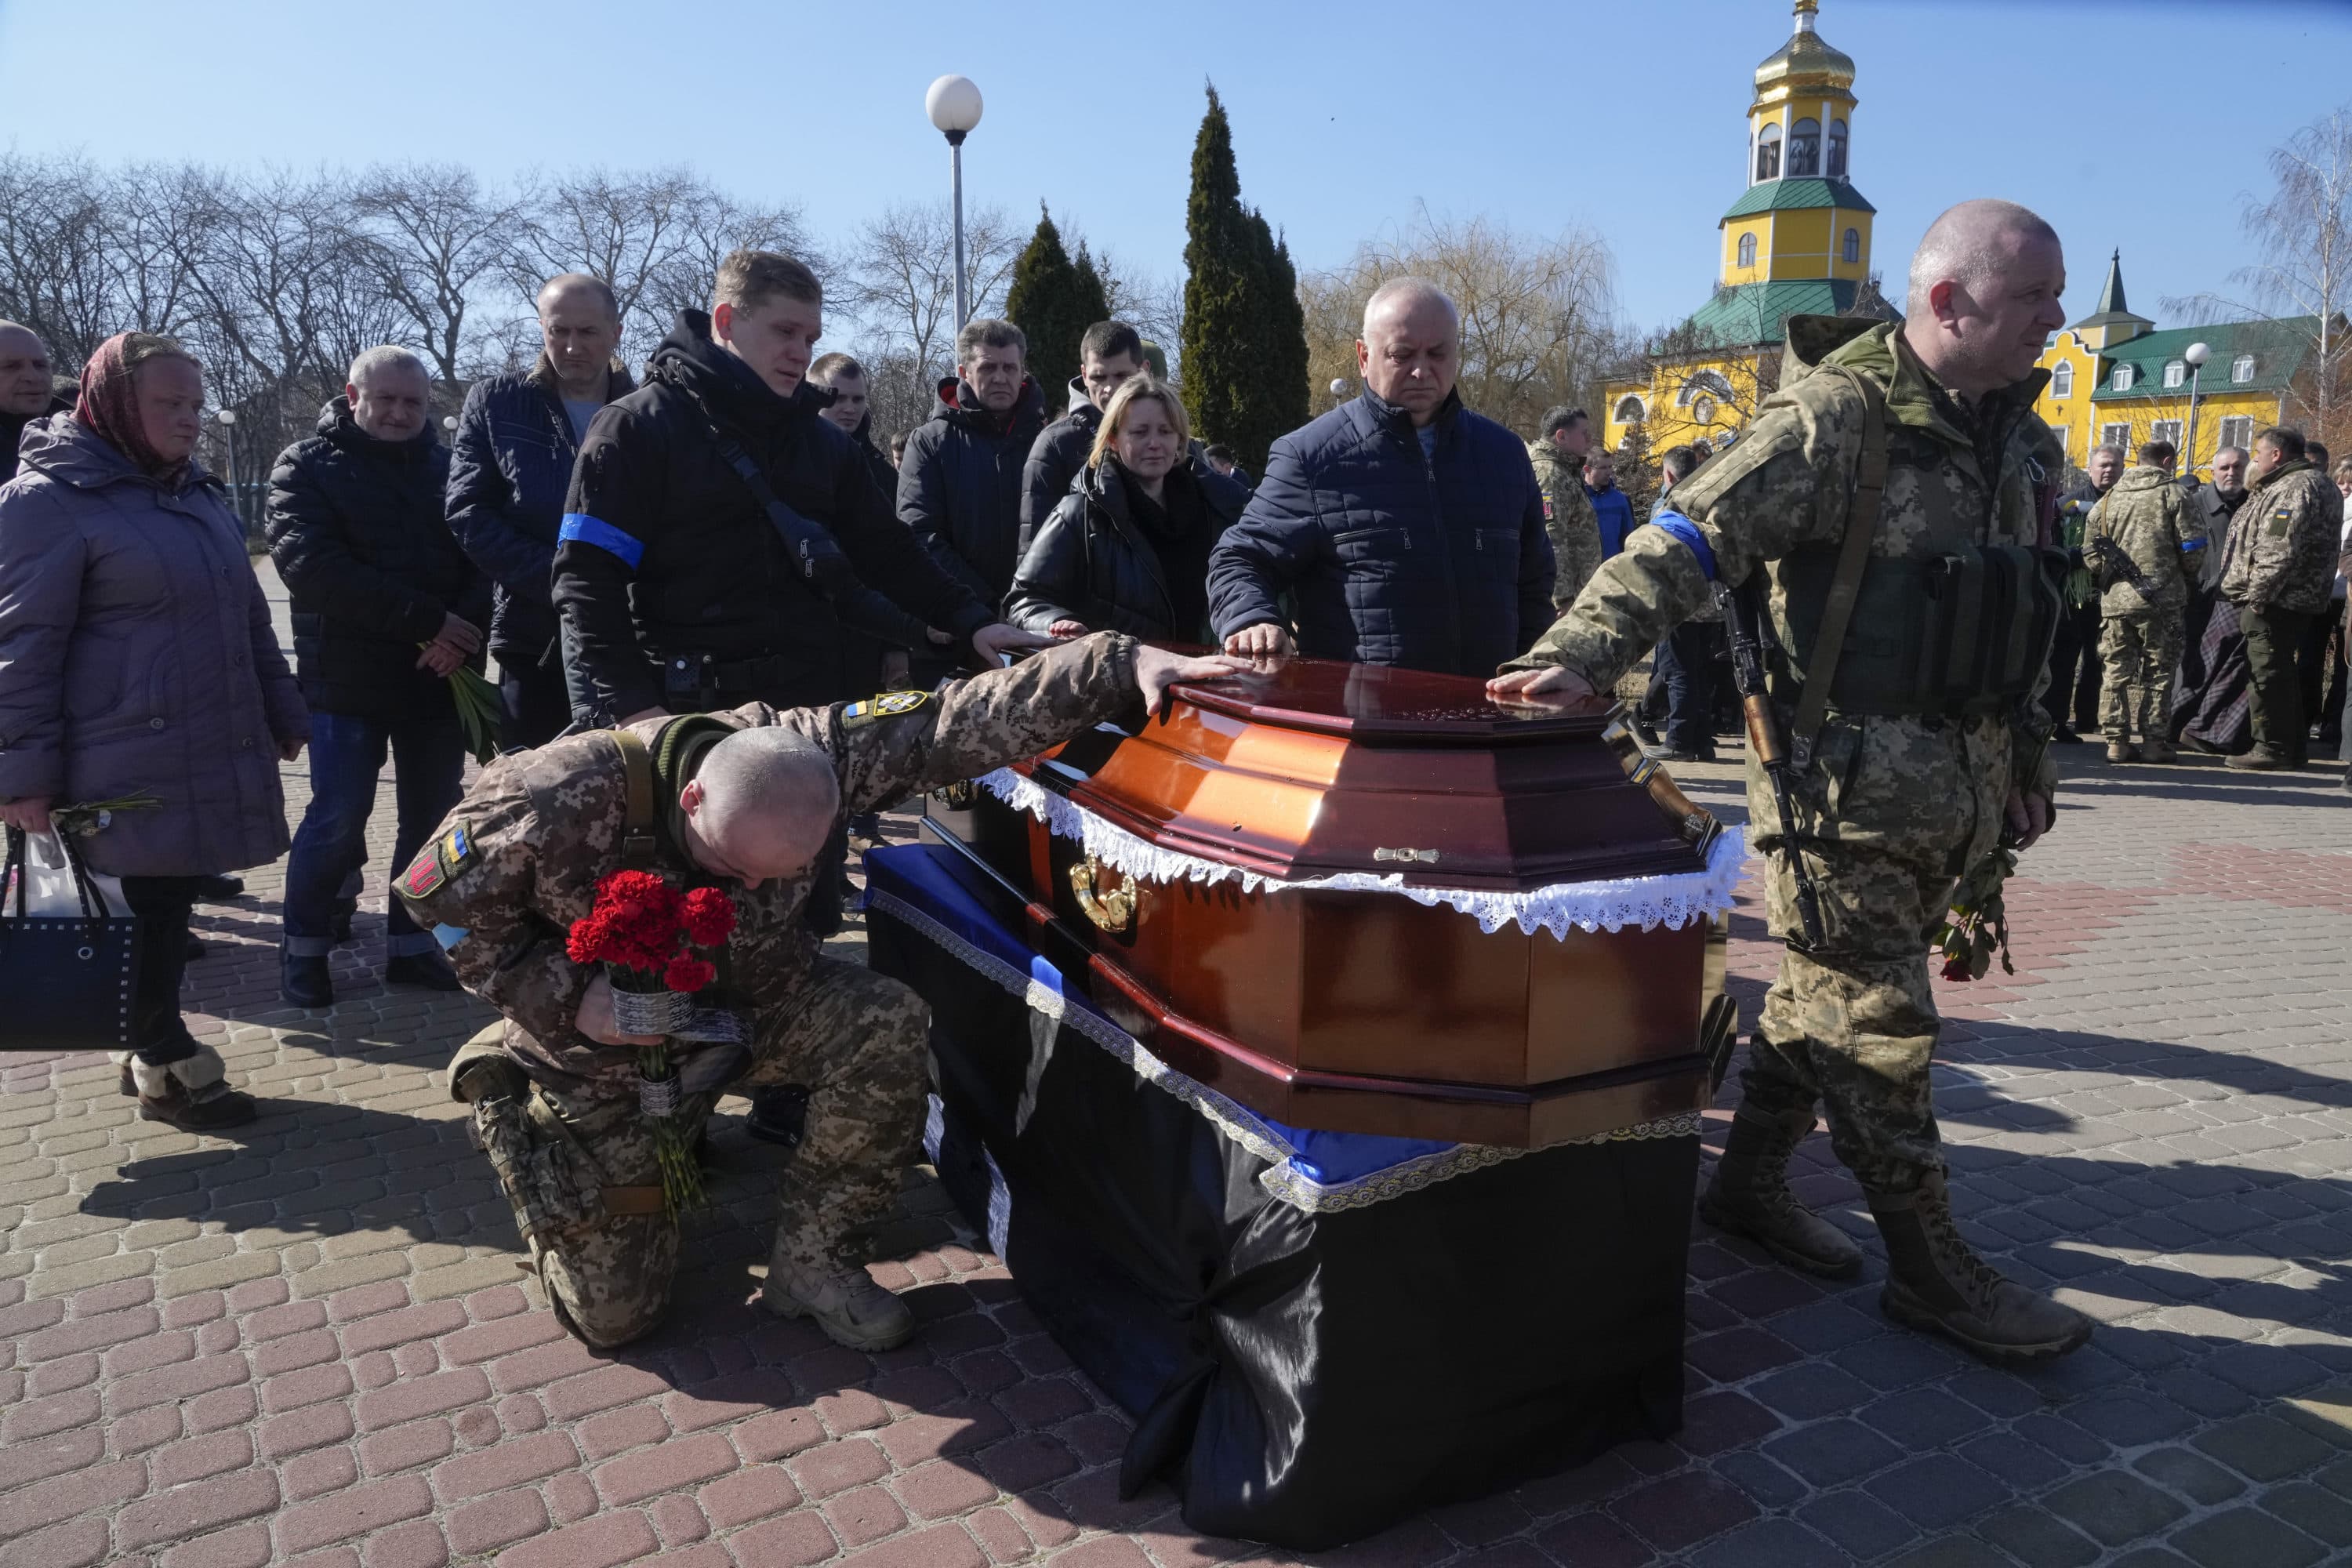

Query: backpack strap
<box><xmin>1788</xmin><ymin>363</ymin><xmax>1889</xmax><ymax>767</ymax></box>
<box><xmin>607</xmin><ymin>728</ymin><xmax>659</xmax><ymax>866</ymax></box>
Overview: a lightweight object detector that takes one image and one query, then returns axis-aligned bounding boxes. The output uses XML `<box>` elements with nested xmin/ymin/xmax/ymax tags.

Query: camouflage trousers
<box><xmin>2097</xmin><ymin>611</ymin><xmax>2184</xmax><ymax>743</ymax></box>
<box><xmin>489</xmin><ymin>957</ymin><xmax>931</xmax><ymax>1348</ymax></box>
<box><xmin>1745</xmin><ymin>710</ymin><xmax>2011</xmax><ymax>1195</ymax></box>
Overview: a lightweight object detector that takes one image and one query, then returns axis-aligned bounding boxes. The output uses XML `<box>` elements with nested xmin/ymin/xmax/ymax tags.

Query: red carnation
<box><xmin>682</xmin><ymin>887</ymin><xmax>738</xmax><ymax>946</ymax></box>
<box><xmin>663</xmin><ymin>956</ymin><xmax>717</xmax><ymax>993</ymax></box>
<box><xmin>1940</xmin><ymin>953</ymin><xmax>1972</xmax><ymax>983</ymax></box>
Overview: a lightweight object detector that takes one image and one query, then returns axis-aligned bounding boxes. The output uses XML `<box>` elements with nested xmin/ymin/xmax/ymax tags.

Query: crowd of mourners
<box><xmin>0</xmin><ymin>249</ymin><xmax>2346</xmax><ymax>1137</ymax></box>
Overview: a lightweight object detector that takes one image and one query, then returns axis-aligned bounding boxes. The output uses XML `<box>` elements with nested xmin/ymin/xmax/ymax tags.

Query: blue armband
<box><xmin>2180</xmin><ymin>537</ymin><xmax>2207</xmax><ymax>553</ymax></box>
<box><xmin>557</xmin><ymin>513</ymin><xmax>644</xmax><ymax>569</ymax></box>
<box><xmin>1652</xmin><ymin>510</ymin><xmax>1719</xmax><ymax>581</ymax></box>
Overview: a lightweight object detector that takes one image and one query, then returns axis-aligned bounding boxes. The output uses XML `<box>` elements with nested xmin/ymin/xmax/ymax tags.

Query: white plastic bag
<box><xmin>6</xmin><ymin>829</ymin><xmax>130</xmax><ymax>919</ymax></box>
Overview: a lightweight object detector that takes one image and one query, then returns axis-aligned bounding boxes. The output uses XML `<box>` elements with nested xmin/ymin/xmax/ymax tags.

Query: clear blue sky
<box><xmin>4</xmin><ymin>0</ymin><xmax>2349</xmax><ymax>335</ymax></box>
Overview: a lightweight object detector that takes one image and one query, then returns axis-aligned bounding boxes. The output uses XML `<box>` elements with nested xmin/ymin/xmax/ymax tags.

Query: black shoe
<box><xmin>1653</xmin><ymin>746</ymin><xmax>1717</xmax><ymax>764</ymax></box>
<box><xmin>184</xmin><ymin>934</ymin><xmax>207</xmax><ymax>961</ymax></box>
<box><xmin>385</xmin><ymin>952</ymin><xmax>462</xmax><ymax>992</ymax></box>
<box><xmin>139</xmin><ymin>1083</ymin><xmax>259</xmax><ymax>1131</ymax></box>
<box><xmin>2050</xmin><ymin>727</ymin><xmax>2083</xmax><ymax>744</ymax></box>
<box><xmin>281</xmin><ymin>952</ymin><xmax>333</xmax><ymax>1008</ymax></box>
<box><xmin>192</xmin><ymin>873</ymin><xmax>245</xmax><ymax>902</ymax></box>
<box><xmin>745</xmin><ymin>1086</ymin><xmax>811</xmax><ymax>1152</ymax></box>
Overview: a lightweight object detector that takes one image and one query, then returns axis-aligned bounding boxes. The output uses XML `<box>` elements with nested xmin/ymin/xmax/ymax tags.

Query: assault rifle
<box><xmin>2082</xmin><ymin>533</ymin><xmax>2159</xmax><ymax>606</ymax></box>
<box><xmin>1715</xmin><ymin>576</ymin><xmax>1827</xmax><ymax>949</ymax></box>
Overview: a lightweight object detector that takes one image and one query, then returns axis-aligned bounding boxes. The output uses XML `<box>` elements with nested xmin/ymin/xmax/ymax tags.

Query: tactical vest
<box><xmin>1766</xmin><ymin>363</ymin><xmax>2064</xmax><ymax>732</ymax></box>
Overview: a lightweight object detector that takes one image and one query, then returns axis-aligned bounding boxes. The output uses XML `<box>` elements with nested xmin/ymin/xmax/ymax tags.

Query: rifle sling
<box><xmin>1789</xmin><ymin>364</ymin><xmax>1889</xmax><ymax>764</ymax></box>
<box><xmin>608</xmin><ymin>728</ymin><xmax>658</xmax><ymax>866</ymax></box>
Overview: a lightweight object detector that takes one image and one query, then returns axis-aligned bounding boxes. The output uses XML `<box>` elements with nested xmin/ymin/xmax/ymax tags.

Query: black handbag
<box><xmin>0</xmin><ymin>827</ymin><xmax>141</xmax><ymax>1053</ymax></box>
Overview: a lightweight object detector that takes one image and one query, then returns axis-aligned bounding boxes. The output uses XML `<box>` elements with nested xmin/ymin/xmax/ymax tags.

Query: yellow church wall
<box><xmin>1830</xmin><ymin>212</ymin><xmax>1872</xmax><ymax>281</ymax></box>
<box><xmin>1722</xmin><ymin>217</ymin><xmax>1773</xmax><ymax>286</ymax></box>
<box><xmin>1603</xmin><ymin>350</ymin><xmax>1777</xmax><ymax>456</ymax></box>
<box><xmin>2080</xmin><ymin>390</ymin><xmax>2283</xmax><ymax>480</ymax></box>
<box><xmin>2033</xmin><ymin>332</ymin><xmax>2100</xmax><ymax>465</ymax></box>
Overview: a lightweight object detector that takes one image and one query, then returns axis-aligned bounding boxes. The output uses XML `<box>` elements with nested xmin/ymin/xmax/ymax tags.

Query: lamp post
<box><xmin>213</xmin><ymin>407</ymin><xmax>239</xmax><ymax>528</ymax></box>
<box><xmin>925</xmin><ymin>74</ymin><xmax>985</xmax><ymax>332</ymax></box>
<box><xmin>1328</xmin><ymin>377</ymin><xmax>1350</xmax><ymax>408</ymax></box>
<box><xmin>2182</xmin><ymin>340</ymin><xmax>2210</xmax><ymax>480</ymax></box>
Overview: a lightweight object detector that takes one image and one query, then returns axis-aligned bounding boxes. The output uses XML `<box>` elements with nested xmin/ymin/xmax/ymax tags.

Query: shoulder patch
<box><xmin>2270</xmin><ymin>507</ymin><xmax>2294</xmax><ymax>535</ymax></box>
<box><xmin>841</xmin><ymin>689</ymin><xmax>932</xmax><ymax>730</ymax></box>
<box><xmin>398</xmin><ymin>821</ymin><xmax>477</xmax><ymax>902</ymax></box>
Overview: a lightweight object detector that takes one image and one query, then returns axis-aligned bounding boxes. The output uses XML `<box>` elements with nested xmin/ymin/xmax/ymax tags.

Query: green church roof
<box><xmin>1721</xmin><ymin>177</ymin><xmax>1877</xmax><ymax>222</ymax></box>
<box><xmin>1682</xmin><ymin>278</ymin><xmax>1872</xmax><ymax>349</ymax></box>
<box><xmin>2085</xmin><ymin>318</ymin><xmax>2318</xmax><ymax>403</ymax></box>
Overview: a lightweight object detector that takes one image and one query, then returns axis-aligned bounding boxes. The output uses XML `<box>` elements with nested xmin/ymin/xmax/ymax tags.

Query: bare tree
<box><xmin>840</xmin><ymin>199</ymin><xmax>1018</xmax><ymax>401</ymax></box>
<box><xmin>642</xmin><ymin>186</ymin><xmax>823</xmax><ymax>328</ymax></box>
<box><xmin>350</xmin><ymin>164</ymin><xmax>520</xmax><ymax>384</ymax></box>
<box><xmin>2165</xmin><ymin>106</ymin><xmax>2352</xmax><ymax>451</ymax></box>
<box><xmin>0</xmin><ymin>154</ymin><xmax>116</xmax><ymax>365</ymax></box>
<box><xmin>1091</xmin><ymin>249</ymin><xmax>1186</xmax><ymax>380</ymax></box>
<box><xmin>1301</xmin><ymin>205</ymin><xmax>1618</xmax><ymax>437</ymax></box>
<box><xmin>505</xmin><ymin>167</ymin><xmax>703</xmax><ymax>365</ymax></box>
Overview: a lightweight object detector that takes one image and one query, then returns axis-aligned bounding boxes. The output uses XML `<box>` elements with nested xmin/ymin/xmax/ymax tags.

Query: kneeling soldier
<box><xmin>398</xmin><ymin>634</ymin><xmax>1238</xmax><ymax>1351</ymax></box>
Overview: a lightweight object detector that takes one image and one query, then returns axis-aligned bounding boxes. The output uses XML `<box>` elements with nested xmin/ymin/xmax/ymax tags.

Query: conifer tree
<box><xmin>1181</xmin><ymin>85</ymin><xmax>1308</xmax><ymax>473</ymax></box>
<box><xmin>1004</xmin><ymin>205</ymin><xmax>1091</xmax><ymax>407</ymax></box>
<box><xmin>1253</xmin><ymin>215</ymin><xmax>1311</xmax><ymax>446</ymax></box>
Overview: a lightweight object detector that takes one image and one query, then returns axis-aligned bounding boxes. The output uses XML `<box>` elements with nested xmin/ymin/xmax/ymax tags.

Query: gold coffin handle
<box><xmin>1067</xmin><ymin>853</ymin><xmax>1138</xmax><ymax>935</ymax></box>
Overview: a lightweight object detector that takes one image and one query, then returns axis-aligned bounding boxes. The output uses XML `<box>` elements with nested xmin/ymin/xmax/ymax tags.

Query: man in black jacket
<box><xmin>0</xmin><ymin>322</ymin><xmax>71</xmax><ymax>483</ymax></box>
<box><xmin>1017</xmin><ymin>320</ymin><xmax>1145</xmax><ymax>550</ymax></box>
<box><xmin>447</xmin><ymin>274</ymin><xmax>633</xmax><ymax>749</ymax></box>
<box><xmin>898</xmin><ymin>318</ymin><xmax>1048</xmax><ymax>615</ymax></box>
<box><xmin>808</xmin><ymin>350</ymin><xmax>953</xmax><ymax>695</ymax></box>
<box><xmin>554</xmin><ymin>250</ymin><xmax>1037</xmax><ymax>729</ymax></box>
<box><xmin>267</xmin><ymin>347</ymin><xmax>488</xmax><ymax>1007</ymax></box>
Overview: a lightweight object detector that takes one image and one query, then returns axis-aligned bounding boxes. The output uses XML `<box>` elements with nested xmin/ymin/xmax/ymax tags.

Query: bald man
<box><xmin>1494</xmin><ymin>200</ymin><xmax>2094</xmax><ymax>1363</ymax></box>
<box><xmin>1207</xmin><ymin>278</ymin><xmax>1553</xmax><ymax>676</ymax></box>
<box><xmin>447</xmin><ymin>275</ymin><xmax>634</xmax><ymax>749</ymax></box>
<box><xmin>397</xmin><ymin>633</ymin><xmax>1243</xmax><ymax>1353</ymax></box>
<box><xmin>0</xmin><ymin>322</ymin><xmax>71</xmax><ymax>483</ymax></box>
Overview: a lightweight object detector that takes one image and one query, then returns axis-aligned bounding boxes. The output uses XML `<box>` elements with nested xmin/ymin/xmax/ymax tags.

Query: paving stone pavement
<box><xmin>3</xmin><ymin>568</ymin><xmax>2350</xmax><ymax>1566</ymax></box>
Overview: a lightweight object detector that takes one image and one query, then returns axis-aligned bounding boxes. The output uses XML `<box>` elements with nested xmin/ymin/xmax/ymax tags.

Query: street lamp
<box><xmin>442</xmin><ymin>415</ymin><xmax>459</xmax><ymax>433</ymax></box>
<box><xmin>925</xmin><ymin>74</ymin><xmax>985</xmax><ymax>332</ymax></box>
<box><xmin>1329</xmin><ymin>377</ymin><xmax>1350</xmax><ymax>407</ymax></box>
<box><xmin>2183</xmin><ymin>340</ymin><xmax>2211</xmax><ymax>481</ymax></box>
<box><xmin>213</xmin><ymin>407</ymin><xmax>239</xmax><ymax>527</ymax></box>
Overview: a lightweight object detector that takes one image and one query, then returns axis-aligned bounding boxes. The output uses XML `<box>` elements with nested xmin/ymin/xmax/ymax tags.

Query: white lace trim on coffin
<box><xmin>875</xmin><ymin>888</ymin><xmax>1700</xmax><ymax>1215</ymax></box>
<box><xmin>972</xmin><ymin>768</ymin><xmax>1748</xmax><ymax>938</ymax></box>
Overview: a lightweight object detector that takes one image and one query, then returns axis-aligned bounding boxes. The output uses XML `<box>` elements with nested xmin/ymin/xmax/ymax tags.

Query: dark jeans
<box><xmin>118</xmin><ymin>876</ymin><xmax>201</xmax><ymax>1064</ymax></box>
<box><xmin>1654</xmin><ymin>619</ymin><xmax>1726</xmax><ymax>753</ymax></box>
<box><xmin>2045</xmin><ymin>603</ymin><xmax>2103</xmax><ymax>729</ymax></box>
<box><xmin>2241</xmin><ymin>604</ymin><xmax>2315</xmax><ymax>760</ymax></box>
<box><xmin>284</xmin><ymin>710</ymin><xmax>466</xmax><ymax>958</ymax></box>
<box><xmin>499</xmin><ymin>653</ymin><xmax>572</xmax><ymax>753</ymax></box>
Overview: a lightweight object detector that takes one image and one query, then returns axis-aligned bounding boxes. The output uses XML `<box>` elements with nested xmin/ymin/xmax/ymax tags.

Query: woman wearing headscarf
<box><xmin>1006</xmin><ymin>376</ymin><xmax>1248</xmax><ymax>641</ymax></box>
<box><xmin>0</xmin><ymin>332</ymin><xmax>308</xmax><ymax>1131</ymax></box>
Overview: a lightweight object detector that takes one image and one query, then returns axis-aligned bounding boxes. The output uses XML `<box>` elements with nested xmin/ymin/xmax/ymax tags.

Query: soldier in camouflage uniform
<box><xmin>2220</xmin><ymin>425</ymin><xmax>2347</xmax><ymax>769</ymax></box>
<box><xmin>2085</xmin><ymin>440</ymin><xmax>2203</xmax><ymax>764</ymax></box>
<box><xmin>1529</xmin><ymin>406</ymin><xmax>1602</xmax><ymax>612</ymax></box>
<box><xmin>398</xmin><ymin>634</ymin><xmax>1239</xmax><ymax>1351</ymax></box>
<box><xmin>1492</xmin><ymin>201</ymin><xmax>2096</xmax><ymax>1363</ymax></box>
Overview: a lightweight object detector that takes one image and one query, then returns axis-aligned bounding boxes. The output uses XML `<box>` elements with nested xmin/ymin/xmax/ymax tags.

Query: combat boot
<box><xmin>1698</xmin><ymin>1104</ymin><xmax>1863</xmax><ymax>1278</ymax></box>
<box><xmin>762</xmin><ymin>1246</ymin><xmax>915</xmax><ymax>1352</ymax></box>
<box><xmin>2140</xmin><ymin>739</ymin><xmax>2176</xmax><ymax>764</ymax></box>
<box><xmin>2105</xmin><ymin>741</ymin><xmax>2138</xmax><ymax>764</ymax></box>
<box><xmin>1867</xmin><ymin>1173</ymin><xmax>2093</xmax><ymax>1363</ymax></box>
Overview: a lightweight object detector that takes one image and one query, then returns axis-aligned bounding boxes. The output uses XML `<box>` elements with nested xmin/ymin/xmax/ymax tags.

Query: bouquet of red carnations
<box><xmin>566</xmin><ymin>870</ymin><xmax>739</xmax><ymax>1212</ymax></box>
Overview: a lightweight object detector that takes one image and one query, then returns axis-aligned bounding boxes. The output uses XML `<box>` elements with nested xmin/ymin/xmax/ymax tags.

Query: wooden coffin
<box><xmin>924</xmin><ymin>653</ymin><xmax>1737</xmax><ymax>1148</ymax></box>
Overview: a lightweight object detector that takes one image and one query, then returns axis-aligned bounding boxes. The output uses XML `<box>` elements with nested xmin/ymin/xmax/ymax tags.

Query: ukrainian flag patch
<box><xmin>842</xmin><ymin>689</ymin><xmax>932</xmax><ymax>730</ymax></box>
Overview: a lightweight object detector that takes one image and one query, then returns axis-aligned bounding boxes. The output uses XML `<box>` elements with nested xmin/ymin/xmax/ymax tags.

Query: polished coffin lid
<box><xmin>1016</xmin><ymin>652</ymin><xmax>1704</xmax><ymax>891</ymax></box>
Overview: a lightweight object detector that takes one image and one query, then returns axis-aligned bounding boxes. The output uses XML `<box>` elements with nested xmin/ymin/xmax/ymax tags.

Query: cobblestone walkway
<box><xmin>3</xmin><ymin>579</ymin><xmax>2348</xmax><ymax>1566</ymax></box>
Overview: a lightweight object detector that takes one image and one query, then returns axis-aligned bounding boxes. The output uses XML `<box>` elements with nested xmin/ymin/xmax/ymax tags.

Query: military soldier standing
<box><xmin>2085</xmin><ymin>438</ymin><xmax>2203</xmax><ymax>764</ymax></box>
<box><xmin>1492</xmin><ymin>199</ymin><xmax>2095</xmax><ymax>1363</ymax></box>
<box><xmin>1529</xmin><ymin>406</ymin><xmax>1602</xmax><ymax>612</ymax></box>
<box><xmin>2221</xmin><ymin>425</ymin><xmax>2346</xmax><ymax>770</ymax></box>
<box><xmin>397</xmin><ymin>635</ymin><xmax>1241</xmax><ymax>1352</ymax></box>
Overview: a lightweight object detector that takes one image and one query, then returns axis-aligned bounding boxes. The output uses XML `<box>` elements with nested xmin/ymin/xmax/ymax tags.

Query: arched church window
<box><xmin>1755</xmin><ymin>124</ymin><xmax>1782</xmax><ymax>182</ymax></box>
<box><xmin>1691</xmin><ymin>396</ymin><xmax>1717</xmax><ymax>425</ymax></box>
<box><xmin>2231</xmin><ymin>354</ymin><xmax>2256</xmax><ymax>383</ymax></box>
<box><xmin>1788</xmin><ymin>118</ymin><xmax>1820</xmax><ymax>177</ymax></box>
<box><xmin>2050</xmin><ymin>361</ymin><xmax>2073</xmax><ymax>398</ymax></box>
<box><xmin>1613</xmin><ymin>395</ymin><xmax>1646</xmax><ymax>424</ymax></box>
<box><xmin>1737</xmin><ymin>233</ymin><xmax>1757</xmax><ymax>268</ymax></box>
<box><xmin>1842</xmin><ymin>227</ymin><xmax>1860</xmax><ymax>264</ymax></box>
<box><xmin>1827</xmin><ymin>119</ymin><xmax>1849</xmax><ymax>178</ymax></box>
<box><xmin>2111</xmin><ymin>364</ymin><xmax>2135</xmax><ymax>393</ymax></box>
<box><xmin>2163</xmin><ymin>360</ymin><xmax>2186</xmax><ymax>390</ymax></box>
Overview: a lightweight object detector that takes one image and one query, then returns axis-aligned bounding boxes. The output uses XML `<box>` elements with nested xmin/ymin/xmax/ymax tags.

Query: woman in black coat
<box><xmin>1006</xmin><ymin>376</ymin><xmax>1247</xmax><ymax>642</ymax></box>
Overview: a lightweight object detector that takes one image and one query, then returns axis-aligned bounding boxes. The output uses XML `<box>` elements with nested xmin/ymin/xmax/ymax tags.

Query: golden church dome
<box><xmin>1754</xmin><ymin>0</ymin><xmax>1856</xmax><ymax>100</ymax></box>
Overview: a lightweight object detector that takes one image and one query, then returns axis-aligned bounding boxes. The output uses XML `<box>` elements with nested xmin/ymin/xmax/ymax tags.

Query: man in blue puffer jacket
<box><xmin>1208</xmin><ymin>278</ymin><xmax>1553</xmax><ymax>674</ymax></box>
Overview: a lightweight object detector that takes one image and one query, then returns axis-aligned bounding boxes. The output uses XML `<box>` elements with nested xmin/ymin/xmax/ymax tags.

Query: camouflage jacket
<box><xmin>2085</xmin><ymin>466</ymin><xmax>2201</xmax><ymax>616</ymax></box>
<box><xmin>1528</xmin><ymin>439</ymin><xmax>1602</xmax><ymax>612</ymax></box>
<box><xmin>397</xmin><ymin>633</ymin><xmax>1140</xmax><ymax>1094</ymax></box>
<box><xmin>2220</xmin><ymin>459</ymin><xmax>2343</xmax><ymax>615</ymax></box>
<box><xmin>1506</xmin><ymin>317</ymin><xmax>2061</xmax><ymax>797</ymax></box>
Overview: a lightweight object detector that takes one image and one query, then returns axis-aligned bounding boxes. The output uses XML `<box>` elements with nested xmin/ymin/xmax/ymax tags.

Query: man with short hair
<box><xmin>1529</xmin><ymin>406</ymin><xmax>1600</xmax><ymax>611</ymax></box>
<box><xmin>1201</xmin><ymin>443</ymin><xmax>1250</xmax><ymax>488</ymax></box>
<box><xmin>1210</xmin><ymin>278</ymin><xmax>1552</xmax><ymax>673</ymax></box>
<box><xmin>400</xmin><ymin>635</ymin><xmax>1240</xmax><ymax>1352</ymax></box>
<box><xmin>1019</xmin><ymin>321</ymin><xmax>1143</xmax><ymax>548</ymax></box>
<box><xmin>1584</xmin><ymin>451</ymin><xmax>1635</xmax><ymax>562</ymax></box>
<box><xmin>2045</xmin><ymin>443</ymin><xmax>2123</xmax><ymax>742</ymax></box>
<box><xmin>268</xmin><ymin>347</ymin><xmax>489</xmax><ymax>1007</ymax></box>
<box><xmin>0</xmin><ymin>321</ymin><xmax>70</xmax><ymax>483</ymax></box>
<box><xmin>807</xmin><ymin>350</ymin><xmax>952</xmax><ymax>696</ymax></box>
<box><xmin>2085</xmin><ymin>439</ymin><xmax>2201</xmax><ymax>763</ymax></box>
<box><xmin>1494</xmin><ymin>199</ymin><xmax>2094</xmax><ymax>1363</ymax></box>
<box><xmin>2221</xmin><ymin>425</ymin><xmax>2345</xmax><ymax>768</ymax></box>
<box><xmin>900</xmin><ymin>318</ymin><xmax>1049</xmax><ymax>607</ymax></box>
<box><xmin>448</xmin><ymin>274</ymin><xmax>634</xmax><ymax>750</ymax></box>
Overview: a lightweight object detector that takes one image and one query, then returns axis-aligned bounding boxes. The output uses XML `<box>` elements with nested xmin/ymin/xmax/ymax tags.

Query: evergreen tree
<box><xmin>1071</xmin><ymin>242</ymin><xmax>1112</xmax><ymax>355</ymax></box>
<box><xmin>1181</xmin><ymin>85</ymin><xmax>1308</xmax><ymax>474</ymax></box>
<box><xmin>1004</xmin><ymin>205</ymin><xmax>1091</xmax><ymax>408</ymax></box>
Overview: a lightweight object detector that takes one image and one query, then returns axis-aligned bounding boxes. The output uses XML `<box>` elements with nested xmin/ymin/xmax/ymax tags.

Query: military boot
<box><xmin>2140</xmin><ymin>739</ymin><xmax>2176</xmax><ymax>764</ymax></box>
<box><xmin>761</xmin><ymin>1245</ymin><xmax>915</xmax><ymax>1352</ymax></box>
<box><xmin>1698</xmin><ymin>1104</ymin><xmax>1864</xmax><ymax>1278</ymax></box>
<box><xmin>1867</xmin><ymin>1173</ymin><xmax>2094</xmax><ymax>1363</ymax></box>
<box><xmin>2105</xmin><ymin>741</ymin><xmax>2138</xmax><ymax>764</ymax></box>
